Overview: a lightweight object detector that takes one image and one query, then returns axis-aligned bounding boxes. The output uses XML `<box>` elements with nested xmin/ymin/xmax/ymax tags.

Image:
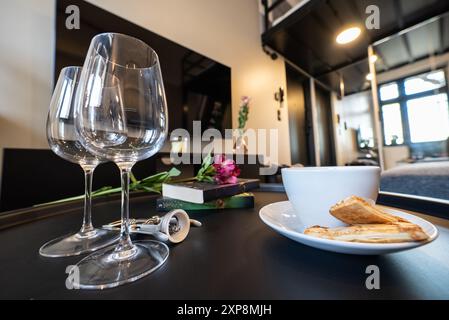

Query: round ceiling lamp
<box><xmin>336</xmin><ymin>27</ymin><xmax>362</xmax><ymax>45</ymax></box>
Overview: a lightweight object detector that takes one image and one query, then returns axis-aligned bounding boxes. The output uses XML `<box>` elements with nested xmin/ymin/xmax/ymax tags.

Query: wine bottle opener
<box><xmin>103</xmin><ymin>209</ymin><xmax>201</xmax><ymax>244</ymax></box>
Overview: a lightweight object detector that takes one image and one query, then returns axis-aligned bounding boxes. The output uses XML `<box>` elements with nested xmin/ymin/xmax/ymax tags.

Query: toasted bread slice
<box><xmin>304</xmin><ymin>223</ymin><xmax>428</xmax><ymax>243</ymax></box>
<box><xmin>330</xmin><ymin>196</ymin><xmax>409</xmax><ymax>225</ymax></box>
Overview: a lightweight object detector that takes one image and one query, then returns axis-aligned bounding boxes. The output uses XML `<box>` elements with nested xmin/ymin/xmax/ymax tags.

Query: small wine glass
<box><xmin>74</xmin><ymin>33</ymin><xmax>169</xmax><ymax>289</ymax></box>
<box><xmin>40</xmin><ymin>66</ymin><xmax>119</xmax><ymax>258</ymax></box>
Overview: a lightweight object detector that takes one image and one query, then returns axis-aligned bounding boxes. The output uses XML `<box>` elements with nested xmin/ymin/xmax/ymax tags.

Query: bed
<box><xmin>381</xmin><ymin>161</ymin><xmax>449</xmax><ymax>201</ymax></box>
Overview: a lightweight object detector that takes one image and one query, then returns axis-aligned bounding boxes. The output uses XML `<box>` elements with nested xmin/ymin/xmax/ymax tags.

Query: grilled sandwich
<box><xmin>304</xmin><ymin>223</ymin><xmax>429</xmax><ymax>243</ymax></box>
<box><xmin>330</xmin><ymin>196</ymin><xmax>409</xmax><ymax>225</ymax></box>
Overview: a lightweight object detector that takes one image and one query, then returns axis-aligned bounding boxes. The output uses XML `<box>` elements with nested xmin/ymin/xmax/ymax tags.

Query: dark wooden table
<box><xmin>1</xmin><ymin>191</ymin><xmax>449</xmax><ymax>299</ymax></box>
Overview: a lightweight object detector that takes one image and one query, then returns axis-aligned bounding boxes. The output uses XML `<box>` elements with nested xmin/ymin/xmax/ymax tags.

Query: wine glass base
<box><xmin>39</xmin><ymin>229</ymin><xmax>119</xmax><ymax>258</ymax></box>
<box><xmin>75</xmin><ymin>240</ymin><xmax>169</xmax><ymax>290</ymax></box>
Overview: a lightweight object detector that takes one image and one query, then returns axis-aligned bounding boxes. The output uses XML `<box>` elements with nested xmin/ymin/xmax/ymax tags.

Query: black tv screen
<box><xmin>55</xmin><ymin>0</ymin><xmax>232</xmax><ymax>134</ymax></box>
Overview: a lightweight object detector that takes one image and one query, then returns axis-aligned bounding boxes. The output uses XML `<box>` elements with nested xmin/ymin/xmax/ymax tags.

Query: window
<box><xmin>379</xmin><ymin>69</ymin><xmax>449</xmax><ymax>146</ymax></box>
<box><xmin>379</xmin><ymin>83</ymin><xmax>399</xmax><ymax>101</ymax></box>
<box><xmin>406</xmin><ymin>94</ymin><xmax>449</xmax><ymax>143</ymax></box>
<box><xmin>381</xmin><ymin>103</ymin><xmax>404</xmax><ymax>145</ymax></box>
<box><xmin>404</xmin><ymin>70</ymin><xmax>446</xmax><ymax>96</ymax></box>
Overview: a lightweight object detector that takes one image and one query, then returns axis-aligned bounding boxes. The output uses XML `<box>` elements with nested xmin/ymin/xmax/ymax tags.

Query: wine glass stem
<box><xmin>114</xmin><ymin>165</ymin><xmax>136</xmax><ymax>259</ymax></box>
<box><xmin>80</xmin><ymin>166</ymin><xmax>96</xmax><ymax>235</ymax></box>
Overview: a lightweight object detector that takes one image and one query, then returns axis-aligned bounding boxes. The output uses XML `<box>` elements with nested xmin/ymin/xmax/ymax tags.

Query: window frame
<box><xmin>378</xmin><ymin>68</ymin><xmax>449</xmax><ymax>147</ymax></box>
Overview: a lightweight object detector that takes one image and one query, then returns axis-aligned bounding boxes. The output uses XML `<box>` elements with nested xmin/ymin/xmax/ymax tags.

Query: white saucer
<box><xmin>259</xmin><ymin>201</ymin><xmax>438</xmax><ymax>255</ymax></box>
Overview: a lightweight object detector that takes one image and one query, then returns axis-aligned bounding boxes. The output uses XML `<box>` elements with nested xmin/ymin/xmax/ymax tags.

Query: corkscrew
<box><xmin>103</xmin><ymin>209</ymin><xmax>201</xmax><ymax>243</ymax></box>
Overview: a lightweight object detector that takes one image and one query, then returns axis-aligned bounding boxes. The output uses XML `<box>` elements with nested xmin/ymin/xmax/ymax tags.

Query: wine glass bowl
<box><xmin>74</xmin><ymin>33</ymin><xmax>169</xmax><ymax>289</ymax></box>
<box><xmin>76</xmin><ymin>33</ymin><xmax>168</xmax><ymax>164</ymax></box>
<box><xmin>40</xmin><ymin>66</ymin><xmax>119</xmax><ymax>258</ymax></box>
<box><xmin>46</xmin><ymin>67</ymin><xmax>101</xmax><ymax>168</ymax></box>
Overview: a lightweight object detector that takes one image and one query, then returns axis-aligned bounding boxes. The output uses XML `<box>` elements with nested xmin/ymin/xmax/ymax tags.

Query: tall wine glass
<box><xmin>40</xmin><ymin>66</ymin><xmax>119</xmax><ymax>258</ymax></box>
<box><xmin>74</xmin><ymin>33</ymin><xmax>169</xmax><ymax>289</ymax></box>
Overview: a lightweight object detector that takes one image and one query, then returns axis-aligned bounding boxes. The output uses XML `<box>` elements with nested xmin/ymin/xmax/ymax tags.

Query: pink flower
<box><xmin>213</xmin><ymin>154</ymin><xmax>241</xmax><ymax>185</ymax></box>
<box><xmin>241</xmin><ymin>96</ymin><xmax>250</xmax><ymax>105</ymax></box>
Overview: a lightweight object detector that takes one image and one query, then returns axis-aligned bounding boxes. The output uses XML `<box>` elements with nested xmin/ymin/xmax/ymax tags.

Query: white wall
<box><xmin>0</xmin><ymin>0</ymin><xmax>291</xmax><ymax>177</ymax></box>
<box><xmin>0</xmin><ymin>0</ymin><xmax>55</xmax><ymax>182</ymax></box>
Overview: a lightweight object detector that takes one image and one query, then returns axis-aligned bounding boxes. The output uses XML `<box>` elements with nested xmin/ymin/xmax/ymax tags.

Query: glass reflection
<box><xmin>372</xmin><ymin>11</ymin><xmax>449</xmax><ymax>201</ymax></box>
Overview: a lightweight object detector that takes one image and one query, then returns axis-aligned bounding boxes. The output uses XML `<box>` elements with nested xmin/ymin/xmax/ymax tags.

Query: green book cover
<box><xmin>156</xmin><ymin>193</ymin><xmax>255</xmax><ymax>212</ymax></box>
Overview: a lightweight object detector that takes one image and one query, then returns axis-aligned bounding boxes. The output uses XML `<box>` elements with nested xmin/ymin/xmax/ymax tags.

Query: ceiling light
<box><xmin>369</xmin><ymin>55</ymin><xmax>378</xmax><ymax>64</ymax></box>
<box><xmin>339</xmin><ymin>76</ymin><xmax>345</xmax><ymax>97</ymax></box>
<box><xmin>336</xmin><ymin>27</ymin><xmax>361</xmax><ymax>45</ymax></box>
<box><xmin>366</xmin><ymin>73</ymin><xmax>373</xmax><ymax>81</ymax></box>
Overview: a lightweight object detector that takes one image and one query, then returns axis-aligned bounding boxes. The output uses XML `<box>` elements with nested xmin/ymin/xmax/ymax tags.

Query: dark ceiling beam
<box><xmin>314</xmin><ymin>55</ymin><xmax>368</xmax><ymax>79</ymax></box>
<box><xmin>393</xmin><ymin>0</ymin><xmax>405</xmax><ymax>29</ymax></box>
<box><xmin>326</xmin><ymin>0</ymin><xmax>344</xmax><ymax>27</ymax></box>
<box><xmin>285</xmin><ymin>28</ymin><xmax>334</xmax><ymax>74</ymax></box>
<box><xmin>261</xmin><ymin>0</ymin><xmax>327</xmax><ymax>40</ymax></box>
<box><xmin>310</xmin><ymin>12</ymin><xmax>355</xmax><ymax>62</ymax></box>
<box><xmin>268</xmin><ymin>0</ymin><xmax>288</xmax><ymax>13</ymax></box>
<box><xmin>346</xmin><ymin>0</ymin><xmax>374</xmax><ymax>44</ymax></box>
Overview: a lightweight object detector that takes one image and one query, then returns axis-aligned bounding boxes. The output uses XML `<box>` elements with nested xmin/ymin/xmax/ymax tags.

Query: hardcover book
<box><xmin>162</xmin><ymin>179</ymin><xmax>259</xmax><ymax>204</ymax></box>
<box><xmin>156</xmin><ymin>193</ymin><xmax>255</xmax><ymax>212</ymax></box>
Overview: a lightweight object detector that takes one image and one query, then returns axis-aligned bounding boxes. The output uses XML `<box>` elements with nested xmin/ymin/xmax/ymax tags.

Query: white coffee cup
<box><xmin>281</xmin><ymin>166</ymin><xmax>381</xmax><ymax>228</ymax></box>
